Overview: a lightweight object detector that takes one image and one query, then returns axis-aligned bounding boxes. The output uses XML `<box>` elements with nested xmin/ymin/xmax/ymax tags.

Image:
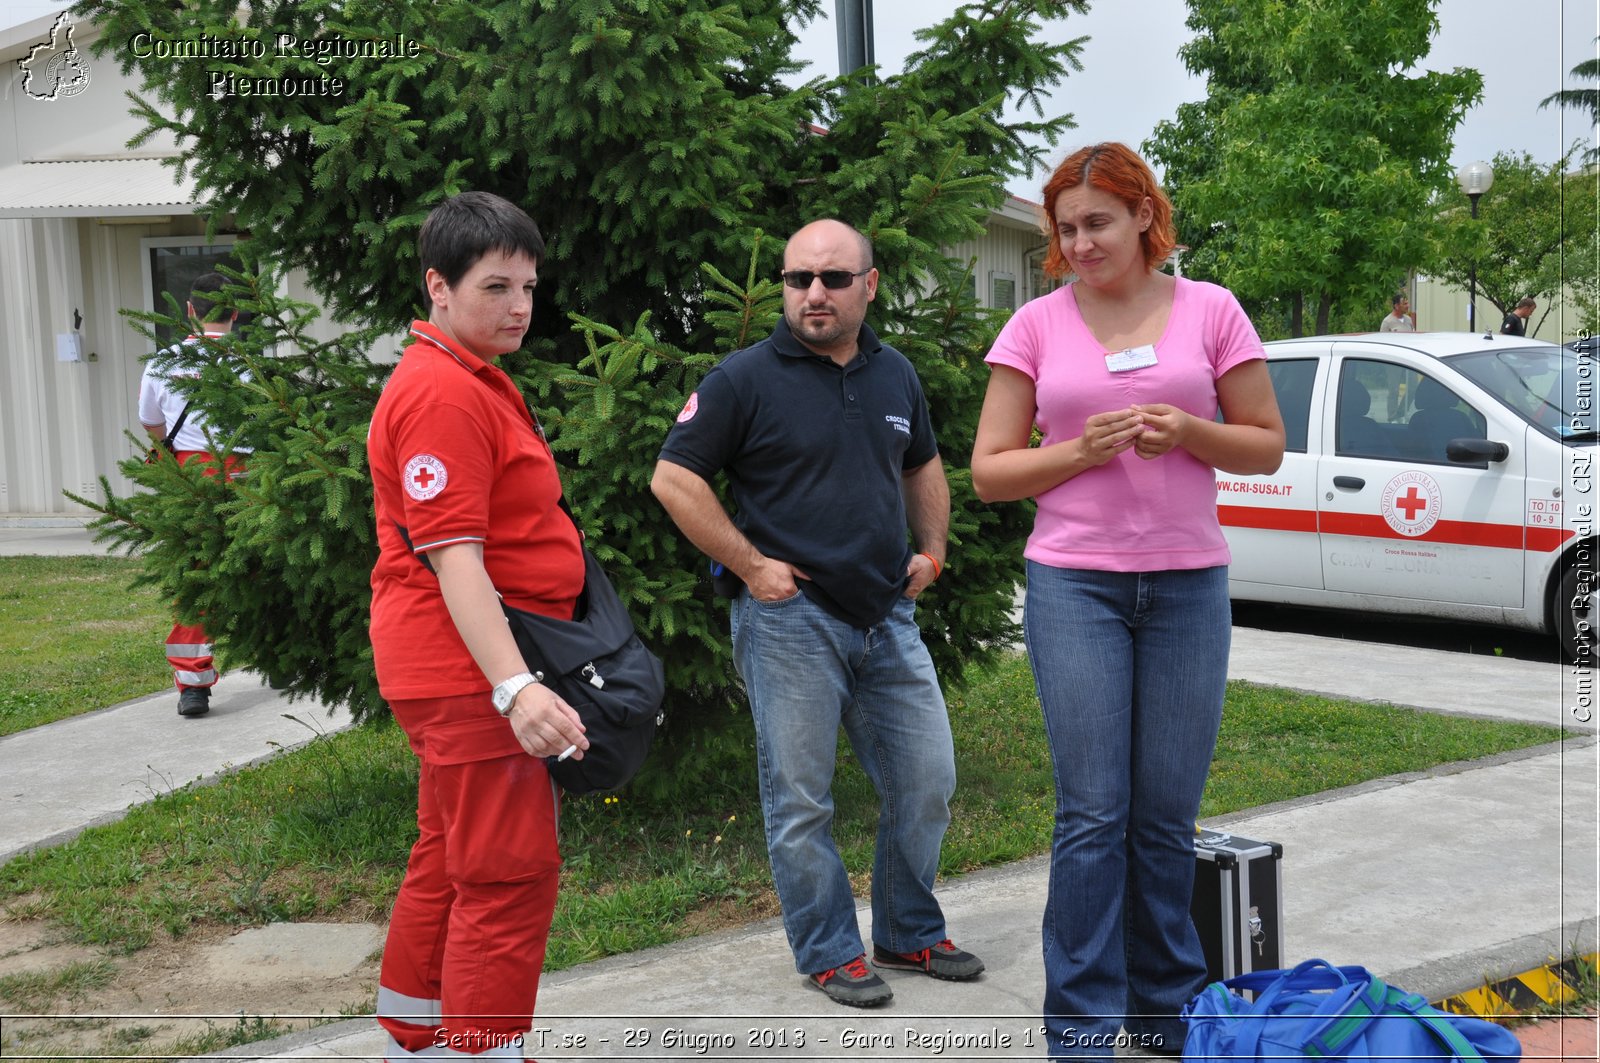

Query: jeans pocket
<box><xmin>752</xmin><ymin>589</ymin><xmax>803</xmax><ymax>607</ymax></box>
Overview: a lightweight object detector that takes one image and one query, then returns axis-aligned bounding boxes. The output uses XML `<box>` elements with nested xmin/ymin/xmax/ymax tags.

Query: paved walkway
<box><xmin>0</xmin><ymin>673</ymin><xmax>355</xmax><ymax>863</ymax></box>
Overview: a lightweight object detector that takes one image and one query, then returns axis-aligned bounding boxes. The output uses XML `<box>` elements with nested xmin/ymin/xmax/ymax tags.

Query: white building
<box><xmin>0</xmin><ymin>10</ymin><xmax>349</xmax><ymax>521</ymax></box>
<box><xmin>0</xmin><ymin>9</ymin><xmax>1056</xmax><ymax>522</ymax></box>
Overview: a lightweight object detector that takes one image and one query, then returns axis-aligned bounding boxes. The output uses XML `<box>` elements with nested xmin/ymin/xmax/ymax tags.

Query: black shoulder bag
<box><xmin>499</xmin><ymin>506</ymin><xmax>666</xmax><ymax>794</ymax></box>
<box><xmin>397</xmin><ymin>513</ymin><xmax>665</xmax><ymax>795</ymax></box>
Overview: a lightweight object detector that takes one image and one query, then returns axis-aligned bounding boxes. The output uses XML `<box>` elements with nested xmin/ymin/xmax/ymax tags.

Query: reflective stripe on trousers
<box><xmin>166</xmin><ymin>618</ymin><xmax>216</xmax><ymax>690</ymax></box>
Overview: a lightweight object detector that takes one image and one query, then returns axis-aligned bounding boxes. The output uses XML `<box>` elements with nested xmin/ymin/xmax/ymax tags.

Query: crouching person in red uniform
<box><xmin>368</xmin><ymin>191</ymin><xmax>591</xmax><ymax>1060</ymax></box>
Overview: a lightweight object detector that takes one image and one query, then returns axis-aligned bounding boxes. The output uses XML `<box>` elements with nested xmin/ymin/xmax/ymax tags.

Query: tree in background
<box><xmin>77</xmin><ymin>0</ymin><xmax>1089</xmax><ymax>789</ymax></box>
<box><xmin>1430</xmin><ymin>148</ymin><xmax>1600</xmax><ymax>337</ymax></box>
<box><xmin>1147</xmin><ymin>0</ymin><xmax>1480</xmax><ymax>337</ymax></box>
<box><xmin>1143</xmin><ymin>0</ymin><xmax>1273</xmax><ymax>307</ymax></box>
<box><xmin>1540</xmin><ymin>37</ymin><xmax>1600</xmax><ymax>163</ymax></box>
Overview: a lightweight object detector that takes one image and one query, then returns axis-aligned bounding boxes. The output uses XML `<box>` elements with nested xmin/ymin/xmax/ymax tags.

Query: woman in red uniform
<box><xmin>368</xmin><ymin>191</ymin><xmax>590</xmax><ymax>1060</ymax></box>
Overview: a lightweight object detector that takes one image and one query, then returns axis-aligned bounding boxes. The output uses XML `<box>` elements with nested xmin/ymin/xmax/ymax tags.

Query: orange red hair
<box><xmin>1040</xmin><ymin>142</ymin><xmax>1176</xmax><ymax>279</ymax></box>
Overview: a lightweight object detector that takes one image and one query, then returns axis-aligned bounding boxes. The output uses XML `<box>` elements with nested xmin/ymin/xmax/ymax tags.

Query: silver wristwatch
<box><xmin>491</xmin><ymin>671</ymin><xmax>539</xmax><ymax>717</ymax></box>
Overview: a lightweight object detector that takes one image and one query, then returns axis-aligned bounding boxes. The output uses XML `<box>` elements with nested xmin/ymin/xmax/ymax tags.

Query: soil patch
<box><xmin>0</xmin><ymin>917</ymin><xmax>380</xmax><ymax>1058</ymax></box>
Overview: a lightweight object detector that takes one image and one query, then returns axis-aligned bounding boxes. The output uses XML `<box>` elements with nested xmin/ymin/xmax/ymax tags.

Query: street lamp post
<box><xmin>1455</xmin><ymin>161</ymin><xmax>1494</xmax><ymax>332</ymax></box>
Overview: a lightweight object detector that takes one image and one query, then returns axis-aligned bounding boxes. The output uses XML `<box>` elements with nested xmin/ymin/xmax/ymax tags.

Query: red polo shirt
<box><xmin>368</xmin><ymin>321</ymin><xmax>583</xmax><ymax>700</ymax></box>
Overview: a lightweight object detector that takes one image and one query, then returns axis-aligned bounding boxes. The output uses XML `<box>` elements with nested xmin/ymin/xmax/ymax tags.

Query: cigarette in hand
<box><xmin>557</xmin><ymin>744</ymin><xmax>578</xmax><ymax>762</ymax></box>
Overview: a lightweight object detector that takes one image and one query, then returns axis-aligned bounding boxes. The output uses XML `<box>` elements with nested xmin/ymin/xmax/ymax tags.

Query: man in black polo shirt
<box><xmin>652</xmin><ymin>219</ymin><xmax>983</xmax><ymax>1008</ymax></box>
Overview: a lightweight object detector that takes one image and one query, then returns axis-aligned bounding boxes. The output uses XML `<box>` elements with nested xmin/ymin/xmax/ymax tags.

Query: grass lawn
<box><xmin>0</xmin><ymin>652</ymin><xmax>1565</xmax><ymax>970</ymax></box>
<box><xmin>0</xmin><ymin>556</ymin><xmax>175</xmax><ymax>736</ymax></box>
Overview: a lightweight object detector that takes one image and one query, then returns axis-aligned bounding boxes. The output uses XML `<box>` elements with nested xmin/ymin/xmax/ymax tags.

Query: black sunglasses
<box><xmin>780</xmin><ymin>268</ymin><xmax>872</xmax><ymax>290</ymax></box>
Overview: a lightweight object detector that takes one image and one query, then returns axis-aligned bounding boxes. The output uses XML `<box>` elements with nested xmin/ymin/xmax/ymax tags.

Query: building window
<box><xmin>990</xmin><ymin>270</ymin><xmax>1016</xmax><ymax>311</ymax></box>
<box><xmin>1028</xmin><ymin>260</ymin><xmax>1051</xmax><ymax>303</ymax></box>
<box><xmin>141</xmin><ymin>237</ymin><xmax>240</xmax><ymax>349</ymax></box>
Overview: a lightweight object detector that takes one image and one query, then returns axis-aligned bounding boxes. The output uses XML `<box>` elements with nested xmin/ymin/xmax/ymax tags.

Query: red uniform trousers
<box><xmin>165</xmin><ymin>616</ymin><xmax>216</xmax><ymax>691</ymax></box>
<box><xmin>164</xmin><ymin>450</ymin><xmax>245</xmax><ymax>692</ymax></box>
<box><xmin>378</xmin><ymin>693</ymin><xmax>561</xmax><ymax>1061</ymax></box>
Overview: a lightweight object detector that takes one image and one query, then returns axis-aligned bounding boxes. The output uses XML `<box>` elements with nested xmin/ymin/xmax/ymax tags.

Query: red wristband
<box><xmin>919</xmin><ymin>552</ymin><xmax>943</xmax><ymax>580</ymax></box>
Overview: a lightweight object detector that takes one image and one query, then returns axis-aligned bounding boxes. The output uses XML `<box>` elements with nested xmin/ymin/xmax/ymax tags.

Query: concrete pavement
<box><xmin>0</xmin><ymin>521</ymin><xmax>105</xmax><ymax>556</ymax></box>
<box><xmin>0</xmin><ymin>672</ymin><xmax>356</xmax><ymax>863</ymax></box>
<box><xmin>1</xmin><ymin>524</ymin><xmax>1595</xmax><ymax>1061</ymax></box>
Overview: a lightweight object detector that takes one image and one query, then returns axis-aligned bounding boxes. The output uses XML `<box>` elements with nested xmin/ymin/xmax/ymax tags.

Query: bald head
<box><xmin>780</xmin><ymin>218</ymin><xmax>879</xmax><ymax>364</ymax></box>
<box><xmin>785</xmin><ymin>219</ymin><xmax>873</xmax><ymax>272</ymax></box>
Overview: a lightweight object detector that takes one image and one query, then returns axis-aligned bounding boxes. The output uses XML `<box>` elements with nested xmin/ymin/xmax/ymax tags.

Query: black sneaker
<box><xmin>808</xmin><ymin>954</ymin><xmax>893</xmax><ymax>1007</ymax></box>
<box><xmin>872</xmin><ymin>939</ymin><xmax>985</xmax><ymax>981</ymax></box>
<box><xmin>177</xmin><ymin>687</ymin><xmax>211</xmax><ymax>717</ymax></box>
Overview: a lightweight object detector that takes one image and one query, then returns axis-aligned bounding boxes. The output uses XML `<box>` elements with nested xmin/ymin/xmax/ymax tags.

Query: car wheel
<box><xmin>1555</xmin><ymin>564</ymin><xmax>1596</xmax><ymax>665</ymax></box>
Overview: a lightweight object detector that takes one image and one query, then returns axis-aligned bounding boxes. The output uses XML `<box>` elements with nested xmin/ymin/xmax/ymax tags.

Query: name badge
<box><xmin>1105</xmin><ymin>344</ymin><xmax>1158</xmax><ymax>373</ymax></box>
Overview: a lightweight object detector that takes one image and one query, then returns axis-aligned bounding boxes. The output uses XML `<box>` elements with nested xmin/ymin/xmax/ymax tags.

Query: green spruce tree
<box><xmin>79</xmin><ymin>0</ymin><xmax>1089</xmax><ymax>789</ymax></box>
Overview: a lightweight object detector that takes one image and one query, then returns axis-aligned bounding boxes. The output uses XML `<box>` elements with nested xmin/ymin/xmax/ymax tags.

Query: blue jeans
<box><xmin>730</xmin><ymin>589</ymin><xmax>957</xmax><ymax>975</ymax></box>
<box><xmin>1023</xmin><ymin>562</ymin><xmax>1231</xmax><ymax>1062</ymax></box>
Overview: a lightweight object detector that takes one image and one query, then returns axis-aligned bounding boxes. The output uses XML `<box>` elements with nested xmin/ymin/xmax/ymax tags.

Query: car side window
<box><xmin>1335</xmin><ymin>359</ymin><xmax>1487</xmax><ymax>465</ymax></box>
<box><xmin>1402</xmin><ymin>372</ymin><xmax>1488</xmax><ymax>464</ymax></box>
<box><xmin>1335</xmin><ymin>361</ymin><xmax>1404</xmax><ymax>458</ymax></box>
<box><xmin>1266</xmin><ymin>359</ymin><xmax>1316</xmax><ymax>453</ymax></box>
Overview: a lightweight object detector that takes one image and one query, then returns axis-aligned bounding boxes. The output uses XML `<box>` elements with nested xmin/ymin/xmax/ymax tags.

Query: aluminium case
<box><xmin>1190</xmin><ymin>828</ymin><xmax>1285</xmax><ymax>985</ymax></box>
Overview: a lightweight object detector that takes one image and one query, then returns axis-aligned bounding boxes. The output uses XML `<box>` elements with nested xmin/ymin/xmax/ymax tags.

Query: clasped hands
<box><xmin>1080</xmin><ymin>404</ymin><xmax>1188</xmax><ymax>465</ymax></box>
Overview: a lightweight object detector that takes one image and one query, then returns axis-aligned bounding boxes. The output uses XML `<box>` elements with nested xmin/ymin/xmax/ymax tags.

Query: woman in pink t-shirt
<box><xmin>973</xmin><ymin>143</ymin><xmax>1284</xmax><ymax>1061</ymax></box>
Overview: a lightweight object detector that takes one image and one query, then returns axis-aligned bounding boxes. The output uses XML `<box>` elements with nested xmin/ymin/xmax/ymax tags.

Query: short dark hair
<box><xmin>188</xmin><ymin>272</ymin><xmax>231</xmax><ymax>323</ymax></box>
<box><xmin>1516</xmin><ymin>296</ymin><xmax>1537</xmax><ymax>310</ymax></box>
<box><xmin>418</xmin><ymin>191</ymin><xmax>545</xmax><ymax>311</ymax></box>
<box><xmin>1392</xmin><ymin>292</ymin><xmax>1407</xmax><ymax>308</ymax></box>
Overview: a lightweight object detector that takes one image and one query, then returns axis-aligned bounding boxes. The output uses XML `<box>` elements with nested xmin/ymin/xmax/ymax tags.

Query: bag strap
<box><xmin>1294</xmin><ymin>978</ymin><xmax>1486</xmax><ymax>1063</ymax></box>
<box><xmin>1223</xmin><ymin>959</ymin><xmax>1373</xmax><ymax>994</ymax></box>
<box><xmin>161</xmin><ymin>400</ymin><xmax>194</xmax><ymax>450</ymax></box>
<box><xmin>1388</xmin><ymin>990</ymin><xmax>1489</xmax><ymax>1063</ymax></box>
<box><xmin>1304</xmin><ymin>984</ymin><xmax>1485</xmax><ymax>1063</ymax></box>
<box><xmin>1230</xmin><ymin>960</ymin><xmax>1364</xmax><ymax>1062</ymax></box>
<box><xmin>1293</xmin><ymin>974</ymin><xmax>1391</xmax><ymax>1059</ymax></box>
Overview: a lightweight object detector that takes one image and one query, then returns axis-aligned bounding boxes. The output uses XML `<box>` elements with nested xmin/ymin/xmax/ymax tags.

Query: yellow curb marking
<box><xmin>1435</xmin><ymin>953</ymin><xmax>1596</xmax><ymax>1017</ymax></box>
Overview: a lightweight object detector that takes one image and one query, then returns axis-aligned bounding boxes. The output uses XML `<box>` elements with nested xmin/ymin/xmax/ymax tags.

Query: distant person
<box><xmin>971</xmin><ymin>143</ymin><xmax>1284</xmax><ymax>1060</ymax></box>
<box><xmin>367</xmin><ymin>192</ymin><xmax>589</xmax><ymax>1059</ymax></box>
<box><xmin>652</xmin><ymin>218</ymin><xmax>984</xmax><ymax>1008</ymax></box>
<box><xmin>1379</xmin><ymin>293</ymin><xmax>1415</xmax><ymax>332</ymax></box>
<box><xmin>137</xmin><ymin>272</ymin><xmax>250</xmax><ymax>718</ymax></box>
<box><xmin>1502</xmin><ymin>297</ymin><xmax>1535</xmax><ymax>336</ymax></box>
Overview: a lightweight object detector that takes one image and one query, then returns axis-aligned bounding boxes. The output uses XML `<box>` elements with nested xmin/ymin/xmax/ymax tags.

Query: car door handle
<box><xmin>1332</xmin><ymin>476</ymin><xmax>1365</xmax><ymax>490</ymax></box>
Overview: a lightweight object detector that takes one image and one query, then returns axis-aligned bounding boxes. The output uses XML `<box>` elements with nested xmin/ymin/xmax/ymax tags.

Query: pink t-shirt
<box><xmin>985</xmin><ymin>277</ymin><xmax>1264</xmax><ymax>572</ymax></box>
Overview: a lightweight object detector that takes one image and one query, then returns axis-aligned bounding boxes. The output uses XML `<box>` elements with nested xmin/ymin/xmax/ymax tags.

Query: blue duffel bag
<box><xmin>1181</xmin><ymin>958</ymin><xmax>1522</xmax><ymax>1062</ymax></box>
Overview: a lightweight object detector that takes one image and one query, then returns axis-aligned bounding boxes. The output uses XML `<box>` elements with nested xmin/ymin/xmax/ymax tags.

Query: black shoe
<box><xmin>177</xmin><ymin>688</ymin><xmax>211</xmax><ymax>717</ymax></box>
<box><xmin>808</xmin><ymin>954</ymin><xmax>893</xmax><ymax>1007</ymax></box>
<box><xmin>872</xmin><ymin>939</ymin><xmax>985</xmax><ymax>981</ymax></box>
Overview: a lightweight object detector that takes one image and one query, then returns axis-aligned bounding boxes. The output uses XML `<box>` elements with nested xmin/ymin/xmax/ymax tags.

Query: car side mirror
<box><xmin>1446</xmin><ymin>438</ymin><xmax>1509</xmax><ymax>463</ymax></box>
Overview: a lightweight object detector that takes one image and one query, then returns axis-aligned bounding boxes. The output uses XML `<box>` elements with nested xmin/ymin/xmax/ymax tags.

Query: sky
<box><xmin>5</xmin><ymin>0</ymin><xmax>1597</xmax><ymax>195</ymax></box>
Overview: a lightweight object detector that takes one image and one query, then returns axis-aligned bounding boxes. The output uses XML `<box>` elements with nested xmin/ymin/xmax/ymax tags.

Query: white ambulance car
<box><xmin>1220</xmin><ymin>332</ymin><xmax>1595</xmax><ymax>662</ymax></box>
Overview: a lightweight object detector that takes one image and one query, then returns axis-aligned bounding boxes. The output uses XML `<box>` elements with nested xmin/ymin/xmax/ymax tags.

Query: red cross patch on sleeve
<box><xmin>676</xmin><ymin>392</ymin><xmax>700</xmax><ymax>423</ymax></box>
<box><xmin>403</xmin><ymin>454</ymin><xmax>448</xmax><ymax>501</ymax></box>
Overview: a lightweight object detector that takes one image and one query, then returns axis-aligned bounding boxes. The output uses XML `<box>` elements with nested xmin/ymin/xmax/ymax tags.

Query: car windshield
<box><xmin>1446</xmin><ymin>345</ymin><xmax>1596</xmax><ymax>443</ymax></box>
